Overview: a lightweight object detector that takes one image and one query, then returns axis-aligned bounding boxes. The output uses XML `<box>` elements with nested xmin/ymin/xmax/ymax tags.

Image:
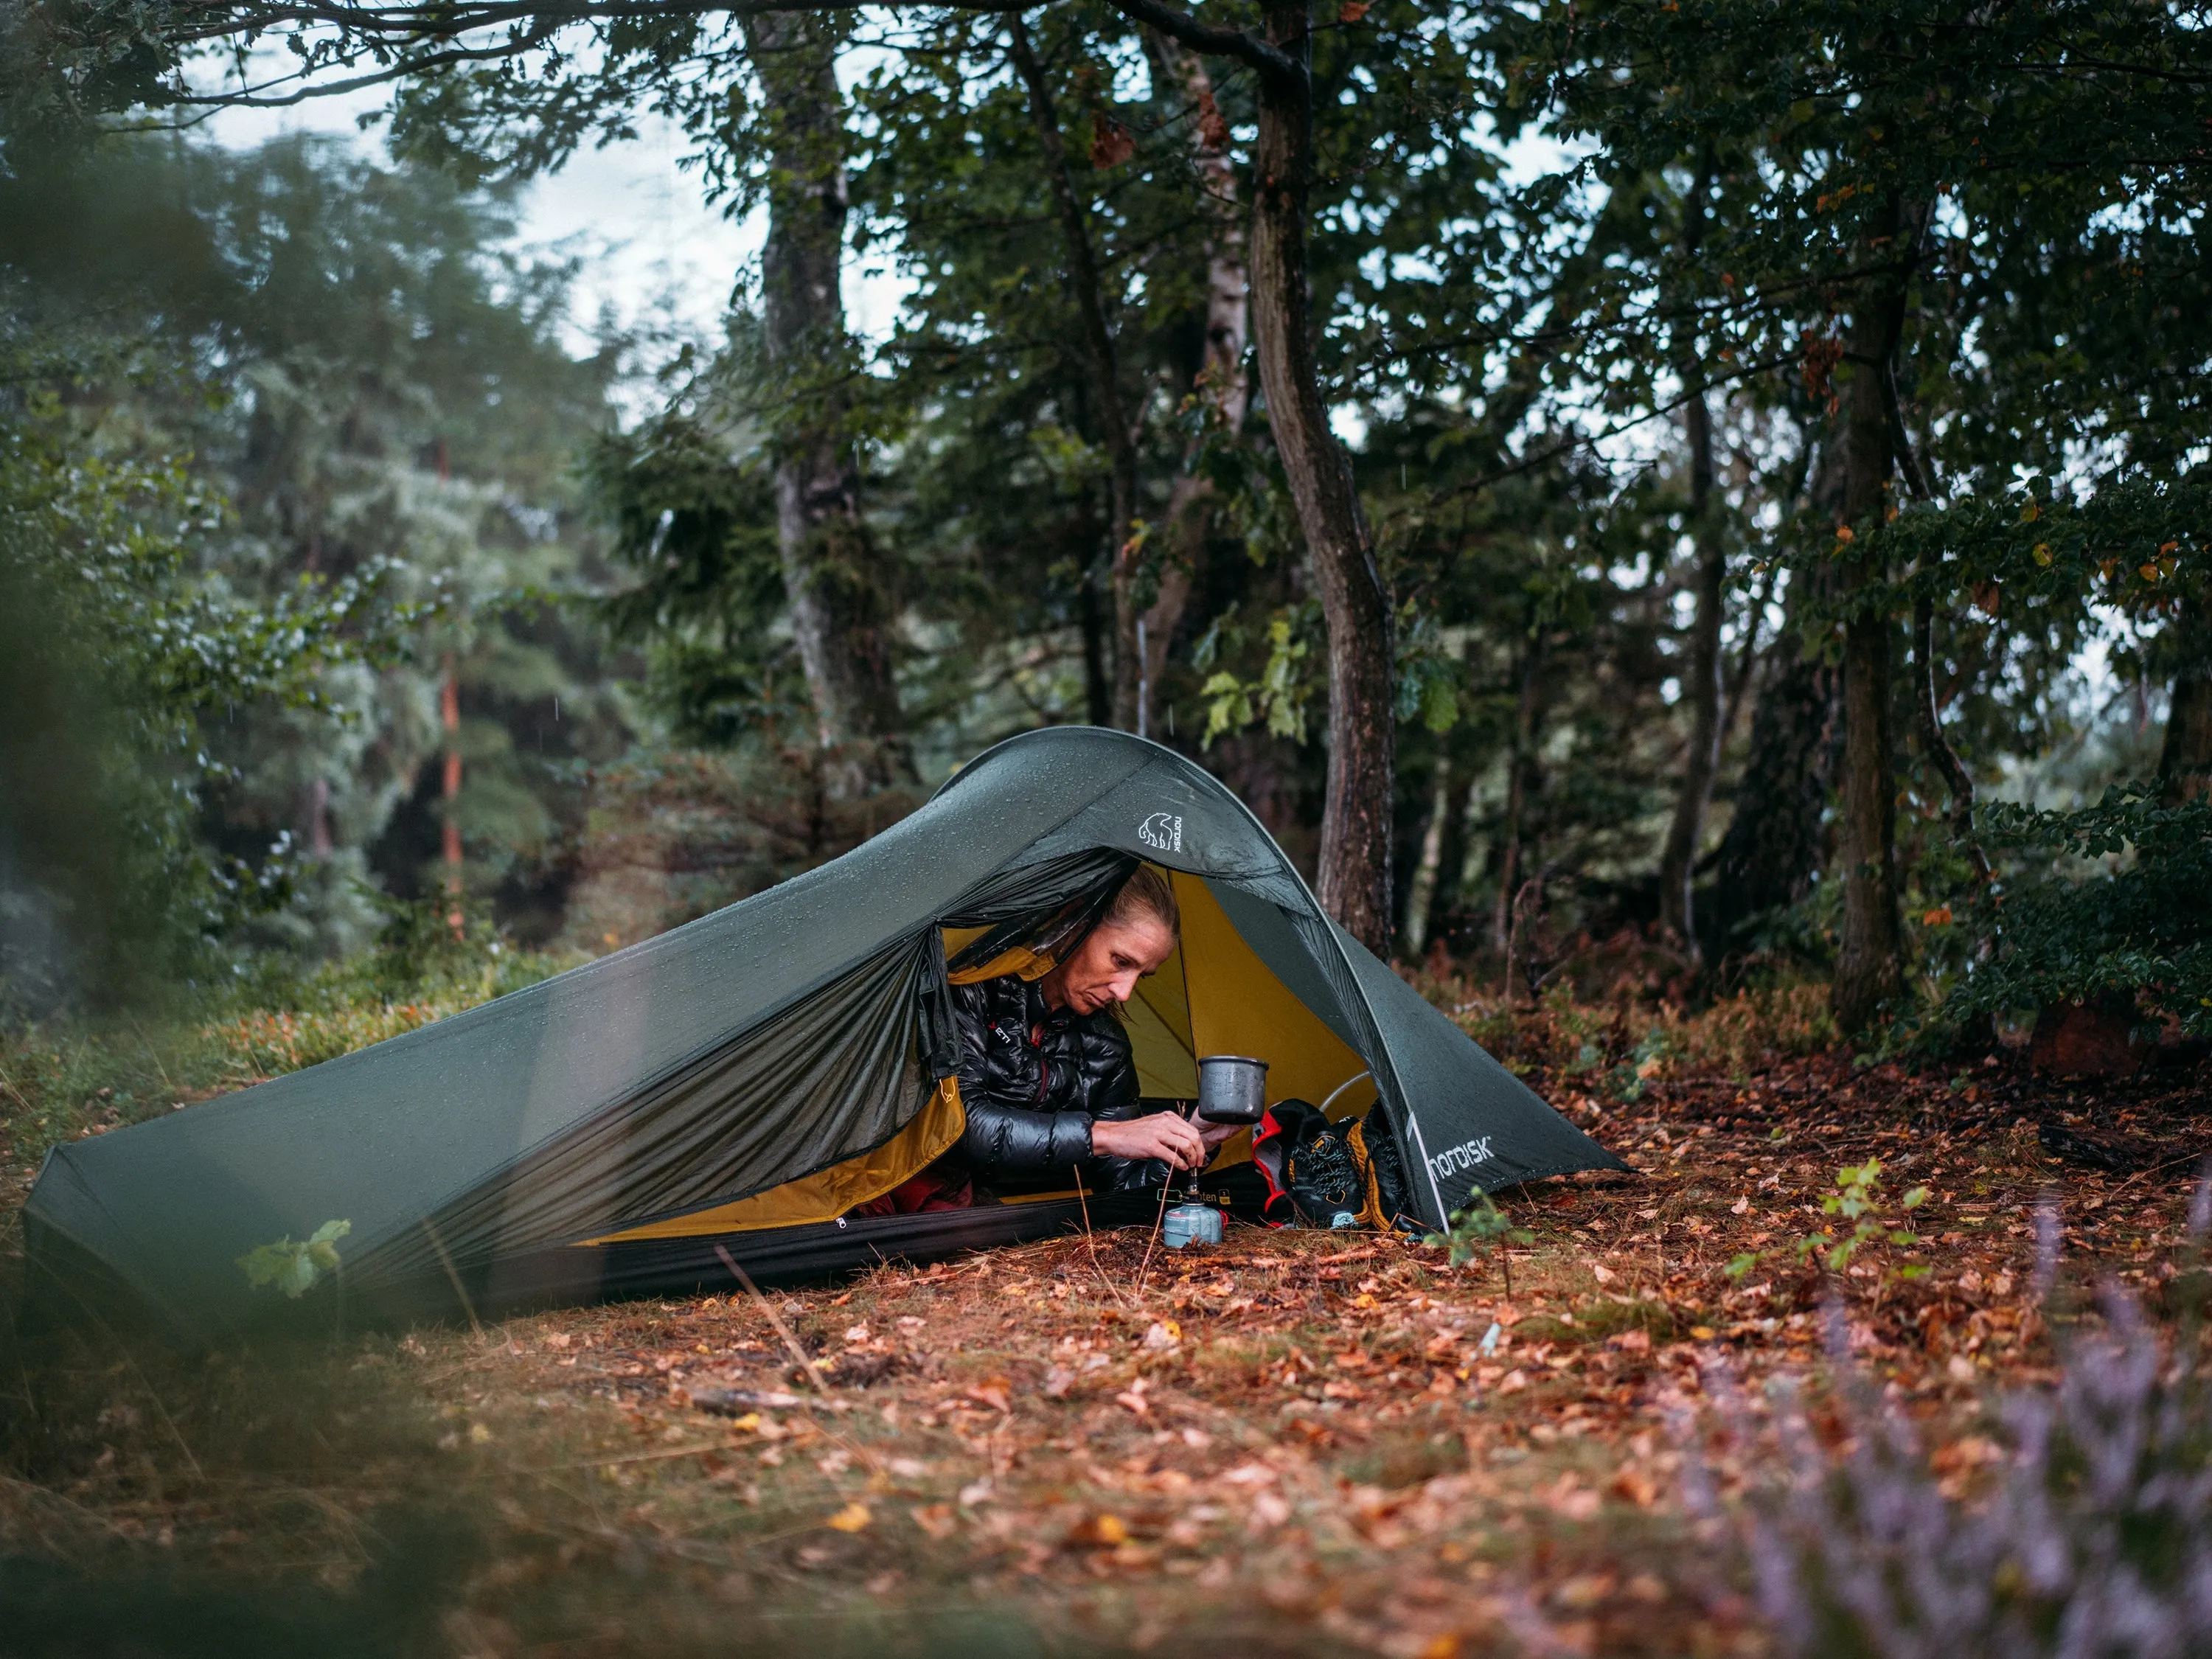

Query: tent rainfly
<box><xmin>26</xmin><ymin>728</ymin><xmax>1622</xmax><ymax>1339</ymax></box>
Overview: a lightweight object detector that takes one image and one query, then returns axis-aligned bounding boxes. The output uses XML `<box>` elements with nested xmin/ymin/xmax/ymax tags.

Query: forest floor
<box><xmin>3</xmin><ymin>1002</ymin><xmax>2209</xmax><ymax>1658</ymax></box>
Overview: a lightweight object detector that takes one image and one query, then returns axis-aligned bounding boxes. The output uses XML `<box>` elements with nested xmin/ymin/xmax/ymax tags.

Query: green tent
<box><xmin>26</xmin><ymin>728</ymin><xmax>1620</xmax><ymax>1338</ymax></box>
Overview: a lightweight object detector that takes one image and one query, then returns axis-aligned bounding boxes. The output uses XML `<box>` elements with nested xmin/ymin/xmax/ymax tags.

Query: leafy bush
<box><xmin>1688</xmin><ymin>1207</ymin><xmax>2212</xmax><ymax>1657</ymax></box>
<box><xmin>1921</xmin><ymin>785</ymin><xmax>2212</xmax><ymax>1047</ymax></box>
<box><xmin>1413</xmin><ymin>970</ymin><xmax>1840</xmax><ymax>1085</ymax></box>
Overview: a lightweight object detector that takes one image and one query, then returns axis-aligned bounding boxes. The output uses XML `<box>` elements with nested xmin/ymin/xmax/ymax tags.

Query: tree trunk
<box><xmin>1493</xmin><ymin>637</ymin><xmax>1545</xmax><ymax>957</ymax></box>
<box><xmin>1709</xmin><ymin>549</ymin><xmax>1840</xmax><ymax>948</ymax></box>
<box><xmin>2160</xmin><ymin>594</ymin><xmax>2212</xmax><ymax>804</ymax></box>
<box><xmin>1659</xmin><ymin>386</ymin><xmax>1725</xmax><ymax>962</ymax></box>
<box><xmin>1402</xmin><ymin>751</ymin><xmax>1453</xmax><ymax>956</ymax></box>
<box><xmin>1138</xmin><ymin>28</ymin><xmax>1250</xmax><ymax>741</ymax></box>
<box><xmin>1829</xmin><ymin>197</ymin><xmax>1924</xmax><ymax>1031</ymax></box>
<box><xmin>440</xmin><ymin>654</ymin><xmax>463</xmax><ymax>936</ymax></box>
<box><xmin>1658</xmin><ymin>159</ymin><xmax>1725</xmax><ymax>964</ymax></box>
<box><xmin>1008</xmin><ymin>15</ymin><xmax>1143</xmax><ymax>731</ymax></box>
<box><xmin>1248</xmin><ymin>0</ymin><xmax>1395</xmax><ymax>951</ymax></box>
<box><xmin>742</xmin><ymin>11</ymin><xmax>904</xmax><ymax>787</ymax></box>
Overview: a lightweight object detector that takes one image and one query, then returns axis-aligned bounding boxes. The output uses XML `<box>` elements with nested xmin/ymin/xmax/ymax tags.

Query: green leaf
<box><xmin>237</xmin><ymin>1218</ymin><xmax>351</xmax><ymax>1298</ymax></box>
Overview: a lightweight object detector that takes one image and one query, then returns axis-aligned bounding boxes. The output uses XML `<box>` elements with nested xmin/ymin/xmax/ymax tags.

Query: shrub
<box><xmin>1919</xmin><ymin>785</ymin><xmax>2212</xmax><ymax>1049</ymax></box>
<box><xmin>1411</xmin><ymin>969</ymin><xmax>1840</xmax><ymax>1086</ymax></box>
<box><xmin>1688</xmin><ymin>1206</ymin><xmax>2212</xmax><ymax>1657</ymax></box>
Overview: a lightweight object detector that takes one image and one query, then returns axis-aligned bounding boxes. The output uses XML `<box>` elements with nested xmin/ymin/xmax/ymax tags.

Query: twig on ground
<box><xmin>420</xmin><ymin>1218</ymin><xmax>484</xmax><ymax>1339</ymax></box>
<box><xmin>712</xmin><ymin>1244</ymin><xmax>887</xmax><ymax>1481</ymax></box>
<box><xmin>1072</xmin><ymin>1172</ymin><xmax>1134</xmax><ymax>1310</ymax></box>
<box><xmin>1134</xmin><ymin>1181</ymin><xmax>1172</xmax><ymax>1297</ymax></box>
<box><xmin>714</xmin><ymin>1245</ymin><xmax>831</xmax><ymax>1401</ymax></box>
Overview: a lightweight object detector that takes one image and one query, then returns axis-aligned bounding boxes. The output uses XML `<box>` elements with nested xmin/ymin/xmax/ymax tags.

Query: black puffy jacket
<box><xmin>948</xmin><ymin>974</ymin><xmax>1145</xmax><ymax>1186</ymax></box>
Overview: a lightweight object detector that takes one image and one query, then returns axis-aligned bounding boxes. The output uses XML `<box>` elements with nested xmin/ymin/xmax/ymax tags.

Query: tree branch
<box><xmin>1101</xmin><ymin>0</ymin><xmax>1294</xmax><ymax>80</ymax></box>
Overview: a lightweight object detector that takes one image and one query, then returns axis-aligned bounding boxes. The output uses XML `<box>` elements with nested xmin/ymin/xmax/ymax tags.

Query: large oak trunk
<box><xmin>1249</xmin><ymin>1</ymin><xmax>1395</xmax><ymax>952</ymax></box>
<box><xmin>1829</xmin><ymin>198</ymin><xmax>1924</xmax><ymax>1030</ymax></box>
<box><xmin>742</xmin><ymin>12</ymin><xmax>904</xmax><ymax>788</ymax></box>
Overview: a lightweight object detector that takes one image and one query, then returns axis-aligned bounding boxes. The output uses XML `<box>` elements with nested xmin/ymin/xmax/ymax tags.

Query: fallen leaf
<box><xmin>1066</xmin><ymin>1513</ymin><xmax>1130</xmax><ymax>1548</ymax></box>
<box><xmin>826</xmin><ymin>1503</ymin><xmax>871</xmax><ymax>1534</ymax></box>
<box><xmin>1609</xmin><ymin>1467</ymin><xmax>1658</xmax><ymax>1507</ymax></box>
<box><xmin>910</xmin><ymin>1503</ymin><xmax>956</xmax><ymax>1540</ymax></box>
<box><xmin>967</xmin><ymin>1377</ymin><xmax>1012</xmax><ymax>1412</ymax></box>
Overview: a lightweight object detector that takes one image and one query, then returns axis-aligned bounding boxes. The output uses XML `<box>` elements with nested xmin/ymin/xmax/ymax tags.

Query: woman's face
<box><xmin>1040</xmin><ymin>916</ymin><xmax>1176</xmax><ymax>1015</ymax></box>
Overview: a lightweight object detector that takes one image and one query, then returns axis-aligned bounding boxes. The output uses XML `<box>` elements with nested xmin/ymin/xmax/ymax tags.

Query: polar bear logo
<box><xmin>1136</xmin><ymin>812</ymin><xmax>1183</xmax><ymax>853</ymax></box>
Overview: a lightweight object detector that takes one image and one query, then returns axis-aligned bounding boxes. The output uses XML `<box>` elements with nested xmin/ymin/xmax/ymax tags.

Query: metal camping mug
<box><xmin>1196</xmin><ymin>1054</ymin><xmax>1269</xmax><ymax>1124</ymax></box>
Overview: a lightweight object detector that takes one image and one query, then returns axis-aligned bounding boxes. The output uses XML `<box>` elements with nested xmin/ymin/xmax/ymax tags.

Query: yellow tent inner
<box><xmin>585</xmin><ymin>868</ymin><xmax>1375</xmax><ymax>1242</ymax></box>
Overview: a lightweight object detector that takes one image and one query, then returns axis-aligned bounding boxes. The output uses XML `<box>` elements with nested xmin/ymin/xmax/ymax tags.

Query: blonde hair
<box><xmin>1104</xmin><ymin>864</ymin><xmax>1180</xmax><ymax>942</ymax></box>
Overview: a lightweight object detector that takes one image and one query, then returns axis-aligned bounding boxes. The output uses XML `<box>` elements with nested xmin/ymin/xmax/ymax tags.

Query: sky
<box><xmin>202</xmin><ymin>84</ymin><xmax>903</xmax><ymax>395</ymax></box>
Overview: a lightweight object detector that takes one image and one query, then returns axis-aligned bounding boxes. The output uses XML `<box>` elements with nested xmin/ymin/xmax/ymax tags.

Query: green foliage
<box><xmin>237</xmin><ymin>1219</ymin><xmax>351</xmax><ymax>1298</ymax></box>
<box><xmin>1424</xmin><ymin>1186</ymin><xmax>1534</xmax><ymax>1279</ymax></box>
<box><xmin>1197</xmin><ymin>606</ymin><xmax>1320</xmax><ymax>748</ymax></box>
<box><xmin>1727</xmin><ymin>1157</ymin><xmax>1927</xmax><ymax>1281</ymax></box>
<box><xmin>0</xmin><ymin>391</ymin><xmax>404</xmax><ymax>1008</ymax></box>
<box><xmin>1918</xmin><ymin>785</ymin><xmax>2212</xmax><ymax>1046</ymax></box>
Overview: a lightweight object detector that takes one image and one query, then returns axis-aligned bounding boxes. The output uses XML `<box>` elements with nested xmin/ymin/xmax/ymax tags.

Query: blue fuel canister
<box><xmin>1162</xmin><ymin>1203</ymin><xmax>1224</xmax><ymax>1249</ymax></box>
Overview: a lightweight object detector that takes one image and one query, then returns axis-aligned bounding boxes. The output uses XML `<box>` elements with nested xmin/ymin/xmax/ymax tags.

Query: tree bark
<box><xmin>1493</xmin><ymin>636</ymin><xmax>1546</xmax><ymax>956</ymax></box>
<box><xmin>1247</xmin><ymin>0</ymin><xmax>1395</xmax><ymax>951</ymax></box>
<box><xmin>1709</xmin><ymin>541</ymin><xmax>1839</xmax><ymax>947</ymax></box>
<box><xmin>1402</xmin><ymin>751</ymin><xmax>1452</xmax><ymax>956</ymax></box>
<box><xmin>2160</xmin><ymin>592</ymin><xmax>2212</xmax><ymax>804</ymax></box>
<box><xmin>1829</xmin><ymin>195</ymin><xmax>1925</xmax><ymax>1031</ymax></box>
<box><xmin>742</xmin><ymin>10</ymin><xmax>904</xmax><ymax>787</ymax></box>
<box><xmin>1007</xmin><ymin>14</ymin><xmax>1142</xmax><ymax>730</ymax></box>
<box><xmin>1659</xmin><ymin>392</ymin><xmax>1725</xmax><ymax>961</ymax></box>
<box><xmin>440</xmin><ymin>653</ymin><xmax>463</xmax><ymax>936</ymax></box>
<box><xmin>1658</xmin><ymin>161</ymin><xmax>1725</xmax><ymax>964</ymax></box>
<box><xmin>1138</xmin><ymin>28</ymin><xmax>1250</xmax><ymax>741</ymax></box>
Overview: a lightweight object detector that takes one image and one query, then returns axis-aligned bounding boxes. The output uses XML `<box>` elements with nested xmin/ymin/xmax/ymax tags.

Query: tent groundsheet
<box><xmin>26</xmin><ymin>728</ymin><xmax>1621</xmax><ymax>1339</ymax></box>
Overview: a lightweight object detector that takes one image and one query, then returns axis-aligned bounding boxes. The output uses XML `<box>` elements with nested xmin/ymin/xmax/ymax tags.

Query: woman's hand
<box><xmin>1197</xmin><ymin>1120</ymin><xmax>1244</xmax><ymax>1155</ymax></box>
<box><xmin>1091</xmin><ymin>1111</ymin><xmax>1210</xmax><ymax>1172</ymax></box>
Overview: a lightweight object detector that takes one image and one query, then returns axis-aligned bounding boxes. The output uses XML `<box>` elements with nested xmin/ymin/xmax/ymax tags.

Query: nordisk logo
<box><xmin>1137</xmin><ymin>812</ymin><xmax>1183</xmax><ymax>853</ymax></box>
<box><xmin>1427</xmin><ymin>1136</ymin><xmax>1495</xmax><ymax>1180</ymax></box>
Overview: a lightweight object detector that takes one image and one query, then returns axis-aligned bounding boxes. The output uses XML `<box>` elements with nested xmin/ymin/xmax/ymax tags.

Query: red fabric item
<box><xmin>851</xmin><ymin>1161</ymin><xmax>975</xmax><ymax>1217</ymax></box>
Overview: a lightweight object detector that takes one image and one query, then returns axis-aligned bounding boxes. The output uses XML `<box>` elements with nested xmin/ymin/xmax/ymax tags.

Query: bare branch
<box><xmin>1101</xmin><ymin>0</ymin><xmax>1293</xmax><ymax>80</ymax></box>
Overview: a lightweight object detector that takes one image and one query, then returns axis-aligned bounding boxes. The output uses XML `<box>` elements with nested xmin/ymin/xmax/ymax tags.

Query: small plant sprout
<box><xmin>237</xmin><ymin>1218</ymin><xmax>352</xmax><ymax>1298</ymax></box>
<box><xmin>1806</xmin><ymin>1158</ymin><xmax>1929</xmax><ymax>1274</ymax></box>
<box><xmin>1424</xmin><ymin>1186</ymin><xmax>1535</xmax><ymax>1295</ymax></box>
<box><xmin>1725</xmin><ymin>1158</ymin><xmax>1929</xmax><ymax>1283</ymax></box>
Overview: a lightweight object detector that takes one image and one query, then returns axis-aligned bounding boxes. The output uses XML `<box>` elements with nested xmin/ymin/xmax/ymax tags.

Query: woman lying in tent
<box><xmin>857</xmin><ymin>867</ymin><xmax>1237</xmax><ymax>1214</ymax></box>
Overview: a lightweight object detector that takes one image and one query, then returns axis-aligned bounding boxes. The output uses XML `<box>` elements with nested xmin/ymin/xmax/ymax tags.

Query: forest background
<box><xmin>1</xmin><ymin>4</ymin><xmax>2211</xmax><ymax>1655</ymax></box>
<box><xmin>2</xmin><ymin>0</ymin><xmax>2208</xmax><ymax>1048</ymax></box>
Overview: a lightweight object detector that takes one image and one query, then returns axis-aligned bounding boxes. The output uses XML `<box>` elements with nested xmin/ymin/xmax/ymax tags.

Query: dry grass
<box><xmin>3</xmin><ymin>989</ymin><xmax>2209</xmax><ymax>1657</ymax></box>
